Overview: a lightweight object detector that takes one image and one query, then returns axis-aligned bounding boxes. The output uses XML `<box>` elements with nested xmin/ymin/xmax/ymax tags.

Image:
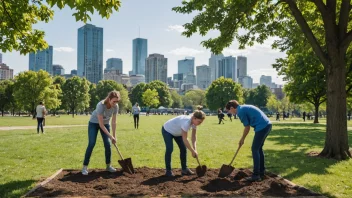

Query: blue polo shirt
<box><xmin>236</xmin><ymin>105</ymin><xmax>271</xmax><ymax>132</ymax></box>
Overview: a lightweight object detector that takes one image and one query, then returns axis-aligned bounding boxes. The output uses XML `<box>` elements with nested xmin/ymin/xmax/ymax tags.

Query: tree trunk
<box><xmin>1</xmin><ymin>109</ymin><xmax>3</xmax><ymax>117</ymax></box>
<box><xmin>72</xmin><ymin>107</ymin><xmax>75</xmax><ymax>118</ymax></box>
<box><xmin>319</xmin><ymin>60</ymin><xmax>351</xmax><ymax>160</ymax></box>
<box><xmin>314</xmin><ymin>103</ymin><xmax>319</xmax><ymax>124</ymax></box>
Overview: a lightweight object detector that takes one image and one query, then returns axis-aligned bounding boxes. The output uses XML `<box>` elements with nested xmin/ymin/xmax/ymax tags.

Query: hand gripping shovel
<box><xmin>218</xmin><ymin>145</ymin><xmax>242</xmax><ymax>178</ymax></box>
<box><xmin>195</xmin><ymin>157</ymin><xmax>207</xmax><ymax>177</ymax></box>
<box><xmin>113</xmin><ymin>143</ymin><xmax>135</xmax><ymax>174</ymax></box>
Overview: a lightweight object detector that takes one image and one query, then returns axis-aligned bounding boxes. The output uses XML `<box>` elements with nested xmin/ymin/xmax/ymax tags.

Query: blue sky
<box><xmin>2</xmin><ymin>0</ymin><xmax>286</xmax><ymax>84</ymax></box>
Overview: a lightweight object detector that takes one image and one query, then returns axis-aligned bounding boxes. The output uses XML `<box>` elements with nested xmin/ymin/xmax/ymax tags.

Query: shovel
<box><xmin>218</xmin><ymin>145</ymin><xmax>242</xmax><ymax>178</ymax></box>
<box><xmin>195</xmin><ymin>157</ymin><xmax>207</xmax><ymax>177</ymax></box>
<box><xmin>113</xmin><ymin>143</ymin><xmax>135</xmax><ymax>174</ymax></box>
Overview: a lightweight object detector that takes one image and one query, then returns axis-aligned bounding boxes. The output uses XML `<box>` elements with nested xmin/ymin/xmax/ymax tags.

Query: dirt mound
<box><xmin>26</xmin><ymin>167</ymin><xmax>322</xmax><ymax>197</ymax></box>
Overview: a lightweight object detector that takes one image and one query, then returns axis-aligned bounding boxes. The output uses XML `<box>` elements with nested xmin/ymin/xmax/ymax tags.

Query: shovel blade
<box><xmin>118</xmin><ymin>158</ymin><xmax>134</xmax><ymax>174</ymax></box>
<box><xmin>196</xmin><ymin>165</ymin><xmax>207</xmax><ymax>177</ymax></box>
<box><xmin>218</xmin><ymin>164</ymin><xmax>234</xmax><ymax>178</ymax></box>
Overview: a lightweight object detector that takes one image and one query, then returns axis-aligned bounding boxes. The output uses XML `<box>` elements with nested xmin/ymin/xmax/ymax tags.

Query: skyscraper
<box><xmin>218</xmin><ymin>56</ymin><xmax>237</xmax><ymax>82</ymax></box>
<box><xmin>260</xmin><ymin>75</ymin><xmax>273</xmax><ymax>88</ymax></box>
<box><xmin>132</xmin><ymin>38</ymin><xmax>148</xmax><ymax>75</ymax></box>
<box><xmin>0</xmin><ymin>63</ymin><xmax>14</xmax><ymax>80</ymax></box>
<box><xmin>52</xmin><ymin>64</ymin><xmax>65</xmax><ymax>76</ymax></box>
<box><xmin>209</xmin><ymin>53</ymin><xmax>224</xmax><ymax>82</ymax></box>
<box><xmin>196</xmin><ymin>65</ymin><xmax>211</xmax><ymax>90</ymax></box>
<box><xmin>105</xmin><ymin>58</ymin><xmax>123</xmax><ymax>74</ymax></box>
<box><xmin>178</xmin><ymin>57</ymin><xmax>195</xmax><ymax>75</ymax></box>
<box><xmin>29</xmin><ymin>46</ymin><xmax>53</xmax><ymax>75</ymax></box>
<box><xmin>77</xmin><ymin>24</ymin><xmax>103</xmax><ymax>84</ymax></box>
<box><xmin>0</xmin><ymin>53</ymin><xmax>2</xmax><ymax>64</ymax></box>
<box><xmin>145</xmin><ymin>54</ymin><xmax>167</xmax><ymax>83</ymax></box>
<box><xmin>237</xmin><ymin>56</ymin><xmax>247</xmax><ymax>78</ymax></box>
<box><xmin>240</xmin><ymin>76</ymin><xmax>253</xmax><ymax>89</ymax></box>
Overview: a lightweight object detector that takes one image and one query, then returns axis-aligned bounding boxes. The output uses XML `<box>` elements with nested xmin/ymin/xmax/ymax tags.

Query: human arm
<box><xmin>239</xmin><ymin>126</ymin><xmax>250</xmax><ymax>147</ymax></box>
<box><xmin>182</xmin><ymin>130</ymin><xmax>198</xmax><ymax>158</ymax></box>
<box><xmin>98</xmin><ymin>114</ymin><xmax>116</xmax><ymax>144</ymax></box>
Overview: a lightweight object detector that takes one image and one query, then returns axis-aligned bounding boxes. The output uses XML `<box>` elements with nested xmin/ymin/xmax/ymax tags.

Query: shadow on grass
<box><xmin>0</xmin><ymin>179</ymin><xmax>36</xmax><ymax>198</ymax></box>
<box><xmin>304</xmin><ymin>184</ymin><xmax>337</xmax><ymax>198</ymax></box>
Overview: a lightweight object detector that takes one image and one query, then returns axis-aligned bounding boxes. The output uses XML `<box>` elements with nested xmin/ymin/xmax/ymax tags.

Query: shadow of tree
<box><xmin>0</xmin><ymin>179</ymin><xmax>36</xmax><ymax>198</ymax></box>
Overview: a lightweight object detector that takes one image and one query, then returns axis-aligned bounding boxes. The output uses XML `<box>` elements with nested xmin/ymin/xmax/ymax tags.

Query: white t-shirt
<box><xmin>36</xmin><ymin>105</ymin><xmax>46</xmax><ymax>118</ymax></box>
<box><xmin>163</xmin><ymin>115</ymin><xmax>197</xmax><ymax>136</ymax></box>
<box><xmin>132</xmin><ymin>105</ymin><xmax>140</xmax><ymax>115</ymax></box>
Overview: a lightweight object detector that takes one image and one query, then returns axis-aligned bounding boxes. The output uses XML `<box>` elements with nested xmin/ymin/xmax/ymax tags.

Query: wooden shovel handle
<box><xmin>196</xmin><ymin>157</ymin><xmax>202</xmax><ymax>167</ymax></box>
<box><xmin>113</xmin><ymin>143</ymin><xmax>124</xmax><ymax>160</ymax></box>
<box><xmin>229</xmin><ymin>145</ymin><xmax>242</xmax><ymax>166</ymax></box>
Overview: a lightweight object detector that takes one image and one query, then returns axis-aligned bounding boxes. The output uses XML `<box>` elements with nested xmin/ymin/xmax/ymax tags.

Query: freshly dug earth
<box><xmin>27</xmin><ymin>167</ymin><xmax>321</xmax><ymax>197</ymax></box>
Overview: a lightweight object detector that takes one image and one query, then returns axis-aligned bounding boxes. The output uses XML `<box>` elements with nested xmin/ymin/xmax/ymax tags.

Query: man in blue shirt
<box><xmin>225</xmin><ymin>100</ymin><xmax>272</xmax><ymax>182</ymax></box>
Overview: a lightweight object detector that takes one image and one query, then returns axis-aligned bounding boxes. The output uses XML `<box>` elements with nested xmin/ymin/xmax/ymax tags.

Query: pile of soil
<box><xmin>27</xmin><ymin>167</ymin><xmax>322</xmax><ymax>197</ymax></box>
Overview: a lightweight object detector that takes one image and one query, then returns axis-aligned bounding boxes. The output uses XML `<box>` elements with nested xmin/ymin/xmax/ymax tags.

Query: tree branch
<box><xmin>284</xmin><ymin>0</ymin><xmax>329</xmax><ymax>67</ymax></box>
<box><xmin>313</xmin><ymin>0</ymin><xmax>328</xmax><ymax>17</ymax></box>
<box><xmin>341</xmin><ymin>29</ymin><xmax>352</xmax><ymax>50</ymax></box>
<box><xmin>338</xmin><ymin>0</ymin><xmax>350</xmax><ymax>42</ymax></box>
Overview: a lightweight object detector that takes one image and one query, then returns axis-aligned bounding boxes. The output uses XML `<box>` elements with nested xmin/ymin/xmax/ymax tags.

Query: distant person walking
<box><xmin>218</xmin><ymin>109</ymin><xmax>225</xmax><ymax>124</ymax></box>
<box><xmin>132</xmin><ymin>102</ymin><xmax>141</xmax><ymax>129</ymax></box>
<box><xmin>227</xmin><ymin>112</ymin><xmax>233</xmax><ymax>122</ymax></box>
<box><xmin>35</xmin><ymin>101</ymin><xmax>46</xmax><ymax>134</ymax></box>
<box><xmin>276</xmin><ymin>112</ymin><xmax>280</xmax><ymax>121</ymax></box>
<box><xmin>303</xmin><ymin>111</ymin><xmax>306</xmax><ymax>122</ymax></box>
<box><xmin>81</xmin><ymin>91</ymin><xmax>120</xmax><ymax>176</ymax></box>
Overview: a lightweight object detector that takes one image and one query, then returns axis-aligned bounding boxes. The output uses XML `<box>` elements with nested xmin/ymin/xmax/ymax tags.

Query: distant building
<box><xmin>196</xmin><ymin>65</ymin><xmax>211</xmax><ymax>90</ymax></box>
<box><xmin>0</xmin><ymin>63</ymin><xmax>14</xmax><ymax>80</ymax></box>
<box><xmin>53</xmin><ymin>64</ymin><xmax>65</xmax><ymax>76</ymax></box>
<box><xmin>129</xmin><ymin>74</ymin><xmax>145</xmax><ymax>86</ymax></box>
<box><xmin>145</xmin><ymin>53</ymin><xmax>167</xmax><ymax>83</ymax></box>
<box><xmin>260</xmin><ymin>75</ymin><xmax>272</xmax><ymax>88</ymax></box>
<box><xmin>178</xmin><ymin>57</ymin><xmax>195</xmax><ymax>76</ymax></box>
<box><xmin>29</xmin><ymin>46</ymin><xmax>53</xmax><ymax>75</ymax></box>
<box><xmin>238</xmin><ymin>76</ymin><xmax>253</xmax><ymax>89</ymax></box>
<box><xmin>132</xmin><ymin>38</ymin><xmax>148</xmax><ymax>75</ymax></box>
<box><xmin>105</xmin><ymin>58</ymin><xmax>123</xmax><ymax>74</ymax></box>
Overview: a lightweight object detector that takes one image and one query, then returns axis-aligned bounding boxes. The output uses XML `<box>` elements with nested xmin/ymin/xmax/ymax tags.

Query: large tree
<box><xmin>244</xmin><ymin>85</ymin><xmax>272</xmax><ymax>107</ymax></box>
<box><xmin>170</xmin><ymin>90</ymin><xmax>183</xmax><ymax>108</ymax></box>
<box><xmin>173</xmin><ymin>0</ymin><xmax>352</xmax><ymax>160</ymax></box>
<box><xmin>61</xmin><ymin>76</ymin><xmax>90</xmax><ymax>117</ymax></box>
<box><xmin>13</xmin><ymin>70</ymin><xmax>52</xmax><ymax>116</ymax></box>
<box><xmin>182</xmin><ymin>89</ymin><xmax>206</xmax><ymax>109</ymax></box>
<box><xmin>205</xmin><ymin>77</ymin><xmax>243</xmax><ymax>110</ymax></box>
<box><xmin>142</xmin><ymin>89</ymin><xmax>159</xmax><ymax>109</ymax></box>
<box><xmin>0</xmin><ymin>0</ymin><xmax>121</xmax><ymax>54</ymax></box>
<box><xmin>0</xmin><ymin>80</ymin><xmax>14</xmax><ymax>116</ymax></box>
<box><xmin>146</xmin><ymin>80</ymin><xmax>173</xmax><ymax>107</ymax></box>
<box><xmin>130</xmin><ymin>83</ymin><xmax>147</xmax><ymax>107</ymax></box>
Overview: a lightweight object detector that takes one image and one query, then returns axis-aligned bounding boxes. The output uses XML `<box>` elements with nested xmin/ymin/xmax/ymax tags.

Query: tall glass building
<box><xmin>105</xmin><ymin>58</ymin><xmax>123</xmax><ymax>74</ymax></box>
<box><xmin>218</xmin><ymin>56</ymin><xmax>237</xmax><ymax>82</ymax></box>
<box><xmin>29</xmin><ymin>46</ymin><xmax>53</xmax><ymax>75</ymax></box>
<box><xmin>237</xmin><ymin>56</ymin><xmax>247</xmax><ymax>78</ymax></box>
<box><xmin>132</xmin><ymin>38</ymin><xmax>148</xmax><ymax>75</ymax></box>
<box><xmin>209</xmin><ymin>53</ymin><xmax>224</xmax><ymax>82</ymax></box>
<box><xmin>196</xmin><ymin>65</ymin><xmax>211</xmax><ymax>90</ymax></box>
<box><xmin>77</xmin><ymin>24</ymin><xmax>103</xmax><ymax>84</ymax></box>
<box><xmin>178</xmin><ymin>57</ymin><xmax>194</xmax><ymax>75</ymax></box>
<box><xmin>52</xmin><ymin>64</ymin><xmax>65</xmax><ymax>76</ymax></box>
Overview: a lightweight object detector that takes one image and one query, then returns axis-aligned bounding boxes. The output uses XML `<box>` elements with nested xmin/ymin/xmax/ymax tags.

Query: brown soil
<box><xmin>27</xmin><ymin>167</ymin><xmax>322</xmax><ymax>197</ymax></box>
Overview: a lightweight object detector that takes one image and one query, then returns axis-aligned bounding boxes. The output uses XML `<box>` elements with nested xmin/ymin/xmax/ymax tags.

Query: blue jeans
<box><xmin>83</xmin><ymin>122</ymin><xmax>111</xmax><ymax>166</ymax></box>
<box><xmin>162</xmin><ymin>127</ymin><xmax>187</xmax><ymax>171</ymax></box>
<box><xmin>252</xmin><ymin>124</ymin><xmax>272</xmax><ymax>176</ymax></box>
<box><xmin>37</xmin><ymin>117</ymin><xmax>44</xmax><ymax>133</ymax></box>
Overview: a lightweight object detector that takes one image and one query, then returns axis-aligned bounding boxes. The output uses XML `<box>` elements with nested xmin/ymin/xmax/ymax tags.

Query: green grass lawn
<box><xmin>0</xmin><ymin>115</ymin><xmax>351</xmax><ymax>197</ymax></box>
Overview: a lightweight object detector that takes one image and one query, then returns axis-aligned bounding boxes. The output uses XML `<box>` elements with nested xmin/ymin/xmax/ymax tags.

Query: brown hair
<box><xmin>225</xmin><ymin>100</ymin><xmax>239</xmax><ymax>110</ymax></box>
<box><xmin>192</xmin><ymin>105</ymin><xmax>206</xmax><ymax>120</ymax></box>
<box><xmin>104</xmin><ymin>91</ymin><xmax>120</xmax><ymax>105</ymax></box>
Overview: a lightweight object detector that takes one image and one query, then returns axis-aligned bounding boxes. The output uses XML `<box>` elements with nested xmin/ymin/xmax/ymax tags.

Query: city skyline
<box><xmin>1</xmin><ymin>0</ymin><xmax>285</xmax><ymax>84</ymax></box>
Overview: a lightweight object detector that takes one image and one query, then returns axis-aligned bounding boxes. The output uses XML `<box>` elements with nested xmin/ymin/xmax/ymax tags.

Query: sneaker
<box><xmin>181</xmin><ymin>168</ymin><xmax>195</xmax><ymax>175</ymax></box>
<box><xmin>244</xmin><ymin>175</ymin><xmax>262</xmax><ymax>182</ymax></box>
<box><xmin>106</xmin><ymin>165</ymin><xmax>117</xmax><ymax>173</ymax></box>
<box><xmin>165</xmin><ymin>170</ymin><xmax>174</xmax><ymax>177</ymax></box>
<box><xmin>81</xmin><ymin>166</ymin><xmax>88</xmax><ymax>175</ymax></box>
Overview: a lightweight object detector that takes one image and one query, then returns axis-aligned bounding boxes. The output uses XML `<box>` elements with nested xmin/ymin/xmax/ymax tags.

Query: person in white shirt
<box><xmin>162</xmin><ymin>106</ymin><xmax>206</xmax><ymax>176</ymax></box>
<box><xmin>35</xmin><ymin>101</ymin><xmax>46</xmax><ymax>134</ymax></box>
<box><xmin>132</xmin><ymin>102</ymin><xmax>141</xmax><ymax>129</ymax></box>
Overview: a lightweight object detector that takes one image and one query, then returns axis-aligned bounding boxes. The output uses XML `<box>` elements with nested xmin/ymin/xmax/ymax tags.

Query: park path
<box><xmin>0</xmin><ymin>125</ymin><xmax>86</xmax><ymax>131</ymax></box>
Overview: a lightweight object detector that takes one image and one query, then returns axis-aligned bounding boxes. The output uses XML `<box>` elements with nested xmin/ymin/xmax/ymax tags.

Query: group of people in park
<box><xmin>80</xmin><ymin>90</ymin><xmax>272</xmax><ymax>182</ymax></box>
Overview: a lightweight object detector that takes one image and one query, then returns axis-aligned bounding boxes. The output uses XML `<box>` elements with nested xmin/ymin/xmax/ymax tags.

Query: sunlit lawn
<box><xmin>0</xmin><ymin>115</ymin><xmax>351</xmax><ymax>197</ymax></box>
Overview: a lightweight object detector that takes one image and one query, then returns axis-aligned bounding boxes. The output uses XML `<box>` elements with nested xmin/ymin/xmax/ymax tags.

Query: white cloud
<box><xmin>223</xmin><ymin>48</ymin><xmax>251</xmax><ymax>56</ymax></box>
<box><xmin>166</xmin><ymin>25</ymin><xmax>185</xmax><ymax>33</ymax></box>
<box><xmin>168</xmin><ymin>47</ymin><xmax>204</xmax><ymax>56</ymax></box>
<box><xmin>54</xmin><ymin>47</ymin><xmax>74</xmax><ymax>52</ymax></box>
<box><xmin>106</xmin><ymin>49</ymin><xmax>114</xmax><ymax>52</ymax></box>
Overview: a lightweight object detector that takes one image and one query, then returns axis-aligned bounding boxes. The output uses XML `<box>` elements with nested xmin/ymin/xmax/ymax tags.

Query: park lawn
<box><xmin>0</xmin><ymin>115</ymin><xmax>351</xmax><ymax>197</ymax></box>
<box><xmin>0</xmin><ymin>114</ymin><xmax>90</xmax><ymax>126</ymax></box>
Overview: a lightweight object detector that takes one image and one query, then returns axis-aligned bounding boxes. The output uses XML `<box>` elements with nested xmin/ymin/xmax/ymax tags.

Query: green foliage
<box><xmin>142</xmin><ymin>89</ymin><xmax>159</xmax><ymax>108</ymax></box>
<box><xmin>170</xmin><ymin>90</ymin><xmax>183</xmax><ymax>108</ymax></box>
<box><xmin>182</xmin><ymin>89</ymin><xmax>206</xmax><ymax>109</ymax></box>
<box><xmin>95</xmin><ymin>80</ymin><xmax>130</xmax><ymax>112</ymax></box>
<box><xmin>88</xmin><ymin>83</ymin><xmax>99</xmax><ymax>111</ymax></box>
<box><xmin>244</xmin><ymin>85</ymin><xmax>271</xmax><ymax>107</ymax></box>
<box><xmin>130</xmin><ymin>83</ymin><xmax>147</xmax><ymax>107</ymax></box>
<box><xmin>205</xmin><ymin>77</ymin><xmax>243</xmax><ymax>110</ymax></box>
<box><xmin>0</xmin><ymin>0</ymin><xmax>121</xmax><ymax>54</ymax></box>
<box><xmin>13</xmin><ymin>70</ymin><xmax>53</xmax><ymax>114</ymax></box>
<box><xmin>61</xmin><ymin>76</ymin><xmax>90</xmax><ymax>117</ymax></box>
<box><xmin>267</xmin><ymin>95</ymin><xmax>280</xmax><ymax>112</ymax></box>
<box><xmin>0</xmin><ymin>80</ymin><xmax>14</xmax><ymax>115</ymax></box>
<box><xmin>146</xmin><ymin>81</ymin><xmax>173</xmax><ymax>108</ymax></box>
